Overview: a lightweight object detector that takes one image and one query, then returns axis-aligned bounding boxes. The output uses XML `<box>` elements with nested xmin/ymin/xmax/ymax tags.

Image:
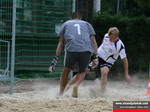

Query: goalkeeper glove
<box><xmin>88</xmin><ymin>54</ymin><xmax>99</xmax><ymax>71</ymax></box>
<box><xmin>91</xmin><ymin>54</ymin><xmax>98</xmax><ymax>62</ymax></box>
<box><xmin>48</xmin><ymin>56</ymin><xmax>59</xmax><ymax>72</ymax></box>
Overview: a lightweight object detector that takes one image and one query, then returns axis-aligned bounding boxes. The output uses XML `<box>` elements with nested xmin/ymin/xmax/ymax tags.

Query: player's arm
<box><xmin>48</xmin><ymin>38</ymin><xmax>64</xmax><ymax>72</ymax></box>
<box><xmin>56</xmin><ymin>22</ymin><xmax>65</xmax><ymax>56</ymax></box>
<box><xmin>55</xmin><ymin>37</ymin><xmax>64</xmax><ymax>56</ymax></box>
<box><xmin>91</xmin><ymin>35</ymin><xmax>98</xmax><ymax>54</ymax></box>
<box><xmin>122</xmin><ymin>54</ymin><xmax>131</xmax><ymax>83</ymax></box>
<box><xmin>119</xmin><ymin>43</ymin><xmax>131</xmax><ymax>83</ymax></box>
<box><xmin>49</xmin><ymin>22</ymin><xmax>66</xmax><ymax>72</ymax></box>
<box><xmin>122</xmin><ymin>57</ymin><xmax>131</xmax><ymax>83</ymax></box>
<box><xmin>122</xmin><ymin>57</ymin><xmax>129</xmax><ymax>75</ymax></box>
<box><xmin>87</xmin><ymin>22</ymin><xmax>98</xmax><ymax>54</ymax></box>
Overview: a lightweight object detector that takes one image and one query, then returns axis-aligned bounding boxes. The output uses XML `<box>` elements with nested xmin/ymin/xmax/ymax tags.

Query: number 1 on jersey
<box><xmin>74</xmin><ymin>24</ymin><xmax>81</xmax><ymax>35</ymax></box>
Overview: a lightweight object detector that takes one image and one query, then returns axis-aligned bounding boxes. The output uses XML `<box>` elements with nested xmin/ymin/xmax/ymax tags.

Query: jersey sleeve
<box><xmin>119</xmin><ymin>49</ymin><xmax>126</xmax><ymax>59</ymax></box>
<box><xmin>58</xmin><ymin>23</ymin><xmax>66</xmax><ymax>38</ymax></box>
<box><xmin>119</xmin><ymin>43</ymin><xmax>127</xmax><ymax>59</ymax></box>
<box><xmin>87</xmin><ymin>22</ymin><xmax>96</xmax><ymax>36</ymax></box>
<box><xmin>104</xmin><ymin>33</ymin><xmax>109</xmax><ymax>38</ymax></box>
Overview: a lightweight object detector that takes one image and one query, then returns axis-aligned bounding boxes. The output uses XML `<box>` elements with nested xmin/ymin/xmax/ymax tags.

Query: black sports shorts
<box><xmin>65</xmin><ymin>51</ymin><xmax>91</xmax><ymax>73</ymax></box>
<box><xmin>98</xmin><ymin>57</ymin><xmax>113</xmax><ymax>70</ymax></box>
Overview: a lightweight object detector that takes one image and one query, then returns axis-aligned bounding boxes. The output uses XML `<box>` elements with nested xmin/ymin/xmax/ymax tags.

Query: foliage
<box><xmin>101</xmin><ymin>0</ymin><xmax>150</xmax><ymax>17</ymax></box>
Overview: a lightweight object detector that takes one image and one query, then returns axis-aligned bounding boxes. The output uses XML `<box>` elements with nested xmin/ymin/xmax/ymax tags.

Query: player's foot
<box><xmin>100</xmin><ymin>87</ymin><xmax>106</xmax><ymax>97</ymax></box>
<box><xmin>56</xmin><ymin>92</ymin><xmax>63</xmax><ymax>98</ymax></box>
<box><xmin>72</xmin><ymin>86</ymin><xmax>78</xmax><ymax>98</ymax></box>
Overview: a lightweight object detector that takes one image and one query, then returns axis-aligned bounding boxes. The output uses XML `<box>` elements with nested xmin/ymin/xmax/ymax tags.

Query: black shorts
<box><xmin>98</xmin><ymin>57</ymin><xmax>113</xmax><ymax>69</ymax></box>
<box><xmin>65</xmin><ymin>51</ymin><xmax>91</xmax><ymax>73</ymax></box>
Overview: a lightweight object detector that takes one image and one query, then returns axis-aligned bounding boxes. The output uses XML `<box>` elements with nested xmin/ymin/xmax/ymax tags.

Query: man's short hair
<box><xmin>72</xmin><ymin>11</ymin><xmax>82</xmax><ymax>19</ymax></box>
<box><xmin>108</xmin><ymin>27</ymin><xmax>119</xmax><ymax>36</ymax></box>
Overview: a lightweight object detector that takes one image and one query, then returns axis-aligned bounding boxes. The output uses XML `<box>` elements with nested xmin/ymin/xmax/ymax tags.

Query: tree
<box><xmin>101</xmin><ymin>0</ymin><xmax>150</xmax><ymax>17</ymax></box>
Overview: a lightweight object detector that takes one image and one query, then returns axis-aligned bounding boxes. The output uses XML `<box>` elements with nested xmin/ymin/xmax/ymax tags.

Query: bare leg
<box><xmin>59</xmin><ymin>67</ymin><xmax>71</xmax><ymax>95</ymax></box>
<box><xmin>64</xmin><ymin>69</ymin><xmax>90</xmax><ymax>93</ymax></box>
<box><xmin>64</xmin><ymin>75</ymin><xmax>77</xmax><ymax>92</ymax></box>
<box><xmin>100</xmin><ymin>66</ymin><xmax>109</xmax><ymax>92</ymax></box>
<box><xmin>72</xmin><ymin>72</ymin><xmax>86</xmax><ymax>98</ymax></box>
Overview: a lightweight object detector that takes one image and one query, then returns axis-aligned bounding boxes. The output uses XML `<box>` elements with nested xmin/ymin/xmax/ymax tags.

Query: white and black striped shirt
<box><xmin>97</xmin><ymin>33</ymin><xmax>126</xmax><ymax>65</ymax></box>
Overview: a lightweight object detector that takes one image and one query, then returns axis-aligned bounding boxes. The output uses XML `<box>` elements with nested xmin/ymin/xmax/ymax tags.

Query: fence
<box><xmin>0</xmin><ymin>0</ymin><xmax>73</xmax><ymax>93</ymax></box>
<box><xmin>0</xmin><ymin>0</ymin><xmax>12</xmax><ymax>82</ymax></box>
<box><xmin>15</xmin><ymin>0</ymin><xmax>72</xmax><ymax>79</ymax></box>
<box><xmin>0</xmin><ymin>39</ymin><xmax>10</xmax><ymax>78</ymax></box>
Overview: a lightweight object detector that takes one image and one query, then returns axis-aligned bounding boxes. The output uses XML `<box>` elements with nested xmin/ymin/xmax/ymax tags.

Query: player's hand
<box><xmin>48</xmin><ymin>66</ymin><xmax>55</xmax><ymax>72</ymax></box>
<box><xmin>91</xmin><ymin>58</ymin><xmax>99</xmax><ymax>69</ymax></box>
<box><xmin>48</xmin><ymin>56</ymin><xmax>59</xmax><ymax>72</ymax></box>
<box><xmin>125</xmin><ymin>74</ymin><xmax>132</xmax><ymax>83</ymax></box>
<box><xmin>91</xmin><ymin>54</ymin><xmax>98</xmax><ymax>61</ymax></box>
<box><xmin>88</xmin><ymin>54</ymin><xmax>99</xmax><ymax>71</ymax></box>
